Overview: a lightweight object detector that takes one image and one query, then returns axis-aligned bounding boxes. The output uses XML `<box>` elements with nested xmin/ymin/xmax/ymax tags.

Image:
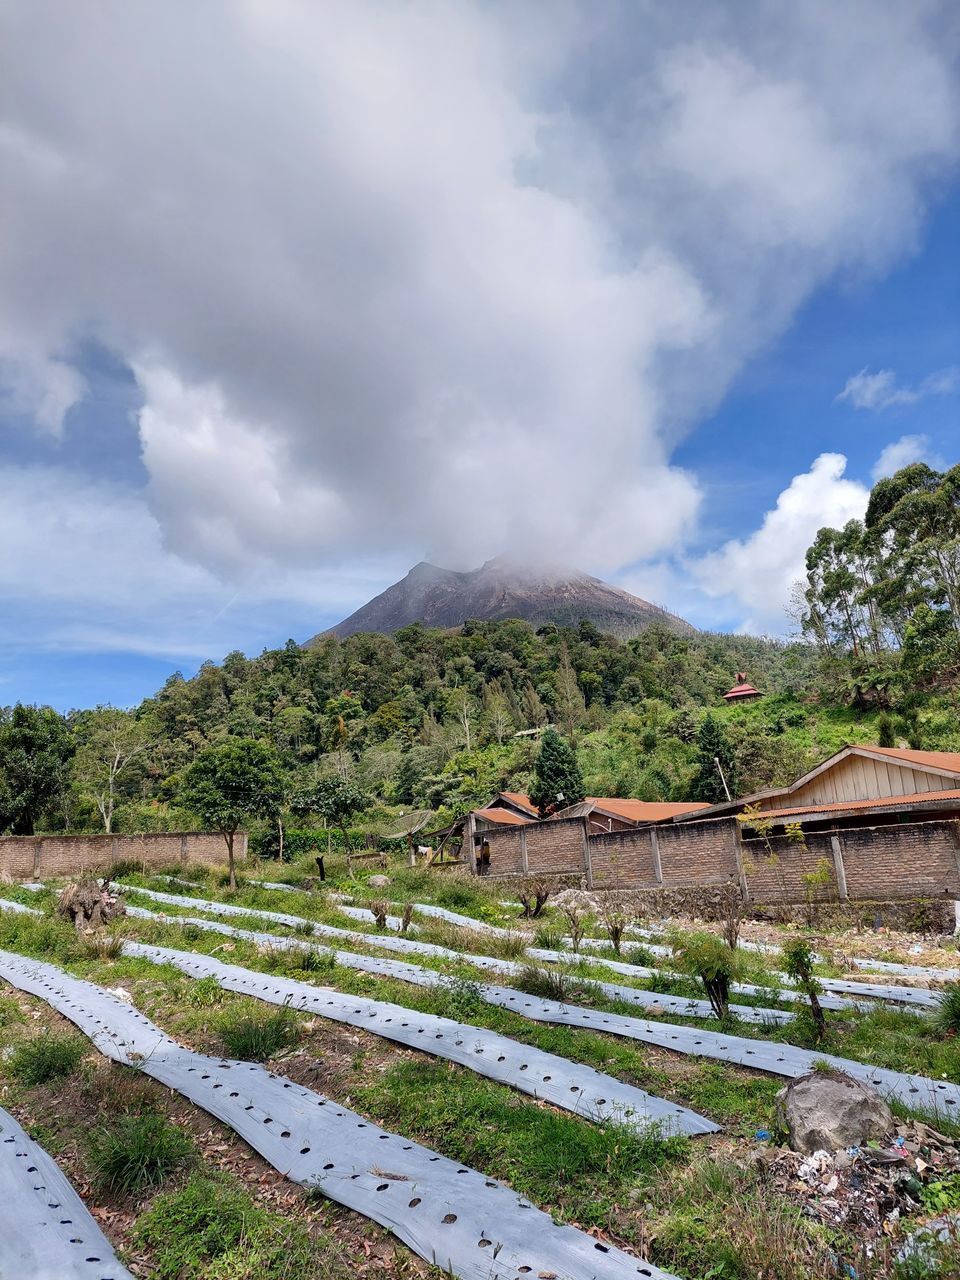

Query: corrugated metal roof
<box><xmin>474</xmin><ymin>808</ymin><xmax>533</xmax><ymax>826</ymax></box>
<box><xmin>859</xmin><ymin>746</ymin><xmax>960</xmax><ymax>774</ymax></box>
<box><xmin>497</xmin><ymin>791</ymin><xmax>539</xmax><ymax>814</ymax></box>
<box><xmin>722</xmin><ymin>682</ymin><xmax>761</xmax><ymax>699</ymax></box>
<box><xmin>753</xmin><ymin>788</ymin><xmax>960</xmax><ymax>822</ymax></box>
<box><xmin>586</xmin><ymin>797</ymin><xmax>710</xmax><ymax>822</ymax></box>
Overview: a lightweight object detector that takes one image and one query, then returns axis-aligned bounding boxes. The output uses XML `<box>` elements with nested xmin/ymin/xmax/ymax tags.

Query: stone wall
<box><xmin>481</xmin><ymin>811</ymin><xmax>960</xmax><ymax>904</ymax></box>
<box><xmin>0</xmin><ymin>832</ymin><xmax>242</xmax><ymax>881</ymax></box>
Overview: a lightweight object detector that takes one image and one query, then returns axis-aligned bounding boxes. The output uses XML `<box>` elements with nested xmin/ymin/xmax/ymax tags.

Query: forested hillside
<box><xmin>0</xmin><ymin>463</ymin><xmax>957</xmax><ymax>840</ymax></box>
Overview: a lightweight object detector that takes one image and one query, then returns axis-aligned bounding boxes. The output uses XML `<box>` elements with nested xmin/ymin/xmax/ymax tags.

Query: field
<box><xmin>2</xmin><ymin>855</ymin><xmax>960</xmax><ymax>1280</ymax></box>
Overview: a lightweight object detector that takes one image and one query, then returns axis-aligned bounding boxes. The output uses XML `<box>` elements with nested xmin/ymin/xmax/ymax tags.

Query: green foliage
<box><xmin>88</xmin><ymin>1111</ymin><xmax>194</xmax><ymax>1193</ymax></box>
<box><xmin>9</xmin><ymin>1032</ymin><xmax>85</xmax><ymax>1086</ymax></box>
<box><xmin>670</xmin><ymin>930</ymin><xmax>742</xmax><ymax>1019</ymax></box>
<box><xmin>934</xmin><ymin>982</ymin><xmax>960</xmax><ymax>1035</ymax></box>
<box><xmin>134</xmin><ymin>1172</ymin><xmax>344</xmax><ymax>1280</ymax></box>
<box><xmin>0</xmin><ymin>703</ymin><xmax>73</xmax><ymax>834</ymax></box>
<box><xmin>180</xmin><ymin>738</ymin><xmax>286</xmax><ymax>884</ymax></box>
<box><xmin>780</xmin><ymin>938</ymin><xmax>826</xmax><ymax>1039</ymax></box>
<box><xmin>528</xmin><ymin>727</ymin><xmax>586</xmax><ymax>816</ymax></box>
<box><xmin>217</xmin><ymin>1008</ymin><xmax>301</xmax><ymax>1060</ymax></box>
<box><xmin>690</xmin><ymin>714</ymin><xmax>737</xmax><ymax>805</ymax></box>
<box><xmin>187</xmin><ymin>975</ymin><xmax>225</xmax><ymax>1007</ymax></box>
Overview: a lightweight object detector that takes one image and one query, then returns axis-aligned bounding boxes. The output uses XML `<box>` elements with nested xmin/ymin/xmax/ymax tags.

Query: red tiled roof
<box><xmin>754</xmin><ymin>788</ymin><xmax>960</xmax><ymax>822</ymax></box>
<box><xmin>474</xmin><ymin>808</ymin><xmax>533</xmax><ymax>826</ymax></box>
<box><xmin>722</xmin><ymin>682</ymin><xmax>760</xmax><ymax>699</ymax></box>
<box><xmin>586</xmin><ymin>797</ymin><xmax>710</xmax><ymax>822</ymax></box>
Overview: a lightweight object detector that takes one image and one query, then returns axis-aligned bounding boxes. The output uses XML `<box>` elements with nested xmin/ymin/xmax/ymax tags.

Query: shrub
<box><xmin>670</xmin><ymin>931</ymin><xmax>742</xmax><ymax>1019</ymax></box>
<box><xmin>9</xmin><ymin>1033</ymin><xmax>85</xmax><ymax>1086</ymax></box>
<box><xmin>532</xmin><ymin>923</ymin><xmax>565</xmax><ymax>950</ymax></box>
<box><xmin>934</xmin><ymin>982</ymin><xmax>960</xmax><ymax>1035</ymax></box>
<box><xmin>781</xmin><ymin>938</ymin><xmax>826</xmax><ymax>1041</ymax></box>
<box><xmin>88</xmin><ymin>1111</ymin><xmax>194</xmax><ymax>1194</ymax></box>
<box><xmin>433</xmin><ymin>975</ymin><xmax>486</xmax><ymax>1022</ymax></box>
<box><xmin>290</xmin><ymin>947</ymin><xmax>337</xmax><ymax>974</ymax></box>
<box><xmin>218</xmin><ymin>1009</ymin><xmax>300</xmax><ymax>1060</ymax></box>
<box><xmin>83</xmin><ymin>932</ymin><xmax>124</xmax><ymax>960</ymax></box>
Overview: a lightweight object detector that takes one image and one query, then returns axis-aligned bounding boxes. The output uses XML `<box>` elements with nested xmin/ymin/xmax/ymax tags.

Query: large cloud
<box><xmin>0</xmin><ymin>0</ymin><xmax>957</xmax><ymax>594</ymax></box>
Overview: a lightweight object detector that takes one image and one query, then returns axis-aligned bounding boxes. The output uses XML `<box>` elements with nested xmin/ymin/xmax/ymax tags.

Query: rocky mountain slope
<box><xmin>311</xmin><ymin>557</ymin><xmax>694</xmax><ymax>642</ymax></box>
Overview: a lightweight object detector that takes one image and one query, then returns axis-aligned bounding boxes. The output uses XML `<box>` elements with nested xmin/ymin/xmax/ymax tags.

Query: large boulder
<box><xmin>776</xmin><ymin>1070</ymin><xmax>894</xmax><ymax>1153</ymax></box>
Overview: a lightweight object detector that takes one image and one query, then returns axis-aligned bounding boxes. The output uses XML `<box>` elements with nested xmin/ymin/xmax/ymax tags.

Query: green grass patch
<box><xmin>354</xmin><ymin>1057</ymin><xmax>688</xmax><ymax>1232</ymax></box>
<box><xmin>8</xmin><ymin>1032</ymin><xmax>85</xmax><ymax>1086</ymax></box>
<box><xmin>217</xmin><ymin>1007</ymin><xmax>301</xmax><ymax>1060</ymax></box>
<box><xmin>135</xmin><ymin>1172</ymin><xmax>348</xmax><ymax>1279</ymax></box>
<box><xmin>88</xmin><ymin>1111</ymin><xmax>195</xmax><ymax>1194</ymax></box>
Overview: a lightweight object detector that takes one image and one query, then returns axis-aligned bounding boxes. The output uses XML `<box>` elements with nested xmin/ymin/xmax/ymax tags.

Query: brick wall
<box><xmin>483</xmin><ymin>818</ymin><xmax>588</xmax><ymax>879</ymax></box>
<box><xmin>481</xmin><ymin>810</ymin><xmax>960</xmax><ymax>903</ymax></box>
<box><xmin>0</xmin><ymin>832</ymin><xmax>243</xmax><ymax>881</ymax></box>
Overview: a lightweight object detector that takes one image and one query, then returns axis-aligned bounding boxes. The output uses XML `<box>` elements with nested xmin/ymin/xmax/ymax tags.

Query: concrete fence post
<box><xmin>581</xmin><ymin>819</ymin><xmax>593</xmax><ymax>889</ymax></box>
<box><xmin>649</xmin><ymin>828</ymin><xmax>663</xmax><ymax>885</ymax></box>
<box><xmin>180</xmin><ymin>834</ymin><xmax>188</xmax><ymax>865</ymax></box>
<box><xmin>830</xmin><ymin>834</ymin><xmax>849</xmax><ymax>901</ymax></box>
<box><xmin>519</xmin><ymin>828</ymin><xmax>529</xmax><ymax>875</ymax></box>
<box><xmin>731</xmin><ymin>821</ymin><xmax>750</xmax><ymax>902</ymax></box>
<box><xmin>32</xmin><ymin>839</ymin><xmax>42</xmax><ymax>878</ymax></box>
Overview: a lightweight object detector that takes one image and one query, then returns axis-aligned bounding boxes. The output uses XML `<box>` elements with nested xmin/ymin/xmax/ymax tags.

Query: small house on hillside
<box><xmin>551</xmin><ymin>796</ymin><xmax>710</xmax><ymax>834</ymax></box>
<box><xmin>722</xmin><ymin>672</ymin><xmax>761</xmax><ymax>703</ymax></box>
<box><xmin>671</xmin><ymin>744</ymin><xmax>960</xmax><ymax>833</ymax></box>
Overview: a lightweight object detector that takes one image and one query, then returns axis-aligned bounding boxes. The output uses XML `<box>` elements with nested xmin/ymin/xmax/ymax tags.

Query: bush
<box><xmin>670</xmin><ymin>930</ymin><xmax>742</xmax><ymax>1019</ymax></box>
<box><xmin>88</xmin><ymin>1111</ymin><xmax>194</xmax><ymax>1194</ymax></box>
<box><xmin>9</xmin><ymin>1033</ymin><xmax>85</xmax><ymax>1086</ymax></box>
<box><xmin>934</xmin><ymin>982</ymin><xmax>960</xmax><ymax>1035</ymax></box>
<box><xmin>218</xmin><ymin>1009</ymin><xmax>301</xmax><ymax>1060</ymax></box>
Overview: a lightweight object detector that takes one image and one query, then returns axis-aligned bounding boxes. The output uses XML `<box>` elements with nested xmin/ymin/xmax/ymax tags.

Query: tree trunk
<box><xmin>226</xmin><ymin>830</ymin><xmax>236</xmax><ymax>890</ymax></box>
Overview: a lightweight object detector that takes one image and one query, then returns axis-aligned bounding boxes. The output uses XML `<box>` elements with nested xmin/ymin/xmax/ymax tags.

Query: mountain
<box><xmin>310</xmin><ymin>557</ymin><xmax>694</xmax><ymax>643</ymax></box>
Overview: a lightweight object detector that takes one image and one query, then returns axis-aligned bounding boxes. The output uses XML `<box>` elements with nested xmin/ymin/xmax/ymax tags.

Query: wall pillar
<box><xmin>649</xmin><ymin>828</ymin><xmax>663</xmax><ymax>885</ymax></box>
<box><xmin>581</xmin><ymin>819</ymin><xmax>593</xmax><ymax>889</ymax></box>
<box><xmin>731</xmin><ymin>821</ymin><xmax>750</xmax><ymax>902</ymax></box>
<box><xmin>520</xmin><ymin>827</ymin><xmax>529</xmax><ymax>875</ymax></box>
<box><xmin>830</xmin><ymin>834</ymin><xmax>849</xmax><ymax>901</ymax></box>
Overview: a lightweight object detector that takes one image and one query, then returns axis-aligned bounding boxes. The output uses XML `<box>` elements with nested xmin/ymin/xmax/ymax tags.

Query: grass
<box><xmin>217</xmin><ymin>1007</ymin><xmax>301</xmax><ymax>1060</ymax></box>
<box><xmin>933</xmin><ymin>982</ymin><xmax>960</xmax><ymax>1035</ymax></box>
<box><xmin>8</xmin><ymin>1032</ymin><xmax>85</xmax><ymax>1086</ymax></box>
<box><xmin>513</xmin><ymin>962</ymin><xmax>602</xmax><ymax>1005</ymax></box>
<box><xmin>88</xmin><ymin>1111</ymin><xmax>195</xmax><ymax>1193</ymax></box>
<box><xmin>134</xmin><ymin>1172</ymin><xmax>350</xmax><ymax>1280</ymax></box>
<box><xmin>354</xmin><ymin>1057</ymin><xmax>688</xmax><ymax>1232</ymax></box>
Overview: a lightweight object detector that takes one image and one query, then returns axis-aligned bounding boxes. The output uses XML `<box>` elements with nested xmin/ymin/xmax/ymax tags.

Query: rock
<box><xmin>367</xmin><ymin>874</ymin><xmax>391</xmax><ymax>888</ymax></box>
<box><xmin>776</xmin><ymin>1070</ymin><xmax>894</xmax><ymax>1154</ymax></box>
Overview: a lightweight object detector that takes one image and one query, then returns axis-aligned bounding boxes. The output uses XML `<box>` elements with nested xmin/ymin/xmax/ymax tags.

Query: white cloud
<box><xmin>871</xmin><ymin>433</ymin><xmax>941</xmax><ymax>481</ymax></box>
<box><xmin>0</xmin><ymin>348</ymin><xmax>86</xmax><ymax>436</ymax></box>
<box><xmin>0</xmin><ymin>463</ymin><xmax>401</xmax><ymax>660</ymax></box>
<box><xmin>837</xmin><ymin>365</ymin><xmax>959</xmax><ymax>410</ymax></box>
<box><xmin>692</xmin><ymin>454</ymin><xmax>870</xmax><ymax>633</ymax></box>
<box><xmin>0</xmin><ymin>2</ymin><xmax>957</xmax><ymax>654</ymax></box>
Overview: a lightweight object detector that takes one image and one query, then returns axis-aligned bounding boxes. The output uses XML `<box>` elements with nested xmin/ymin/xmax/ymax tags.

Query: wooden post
<box><xmin>649</xmin><ymin>828</ymin><xmax>663</xmax><ymax>885</ymax></box>
<box><xmin>830</xmin><ymin>834</ymin><xmax>849</xmax><ymax>901</ymax></box>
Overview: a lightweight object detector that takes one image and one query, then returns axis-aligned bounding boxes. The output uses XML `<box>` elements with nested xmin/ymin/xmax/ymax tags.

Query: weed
<box><xmin>218</xmin><ymin>1008</ymin><xmax>301</xmax><ymax>1060</ymax></box>
<box><xmin>532</xmin><ymin>923</ymin><xmax>565</xmax><ymax>950</ymax></box>
<box><xmin>135</xmin><ymin>1172</ymin><xmax>348</xmax><ymax>1279</ymax></box>
<box><xmin>934</xmin><ymin>982</ymin><xmax>960</xmax><ymax>1035</ymax></box>
<box><xmin>0</xmin><ymin>994</ymin><xmax>23</xmax><ymax>1028</ymax></box>
<box><xmin>513</xmin><ymin>964</ymin><xmax>600</xmax><ymax>1005</ymax></box>
<box><xmin>9</xmin><ymin>1033</ymin><xmax>85</xmax><ymax>1086</ymax></box>
<box><xmin>187</xmin><ymin>975</ymin><xmax>225</xmax><ymax>1007</ymax></box>
<box><xmin>921</xmin><ymin>1172</ymin><xmax>960</xmax><ymax>1213</ymax></box>
<box><xmin>83</xmin><ymin>931</ymin><xmax>125</xmax><ymax>960</ymax></box>
<box><xmin>290</xmin><ymin>946</ymin><xmax>336</xmax><ymax>974</ymax></box>
<box><xmin>88</xmin><ymin>1111</ymin><xmax>194</xmax><ymax>1194</ymax></box>
<box><xmin>433</xmin><ymin>975</ymin><xmax>486</xmax><ymax>1022</ymax></box>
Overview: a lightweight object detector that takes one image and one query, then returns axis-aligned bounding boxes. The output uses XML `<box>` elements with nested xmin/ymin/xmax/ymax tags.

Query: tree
<box><xmin>0</xmin><ymin>704</ymin><xmax>74</xmax><ymax>835</ymax></box>
<box><xmin>781</xmin><ymin>938</ymin><xmax>826</xmax><ymax>1041</ymax></box>
<box><xmin>73</xmin><ymin>708</ymin><xmax>154</xmax><ymax>833</ymax></box>
<box><xmin>297</xmin><ymin>775</ymin><xmax>366</xmax><ymax>855</ymax></box>
<box><xmin>689</xmin><ymin>715</ymin><xmax>736</xmax><ymax>804</ymax></box>
<box><xmin>528</xmin><ymin>728</ymin><xmax>585</xmax><ymax>817</ymax></box>
<box><xmin>180</xmin><ymin>738</ymin><xmax>286</xmax><ymax>888</ymax></box>
<box><xmin>670</xmin><ymin>930</ymin><xmax>742</xmax><ymax>1020</ymax></box>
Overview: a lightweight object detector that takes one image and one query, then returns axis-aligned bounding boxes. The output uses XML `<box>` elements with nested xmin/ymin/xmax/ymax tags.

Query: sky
<box><xmin>0</xmin><ymin>0</ymin><xmax>958</xmax><ymax>711</ymax></box>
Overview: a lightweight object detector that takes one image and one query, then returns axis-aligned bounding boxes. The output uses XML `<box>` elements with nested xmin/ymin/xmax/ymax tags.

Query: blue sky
<box><xmin>1</xmin><ymin>2</ymin><xmax>958</xmax><ymax>710</ymax></box>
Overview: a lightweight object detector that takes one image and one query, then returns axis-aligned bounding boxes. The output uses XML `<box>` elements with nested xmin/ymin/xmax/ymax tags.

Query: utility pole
<box><xmin>714</xmin><ymin>755</ymin><xmax>732</xmax><ymax>802</ymax></box>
